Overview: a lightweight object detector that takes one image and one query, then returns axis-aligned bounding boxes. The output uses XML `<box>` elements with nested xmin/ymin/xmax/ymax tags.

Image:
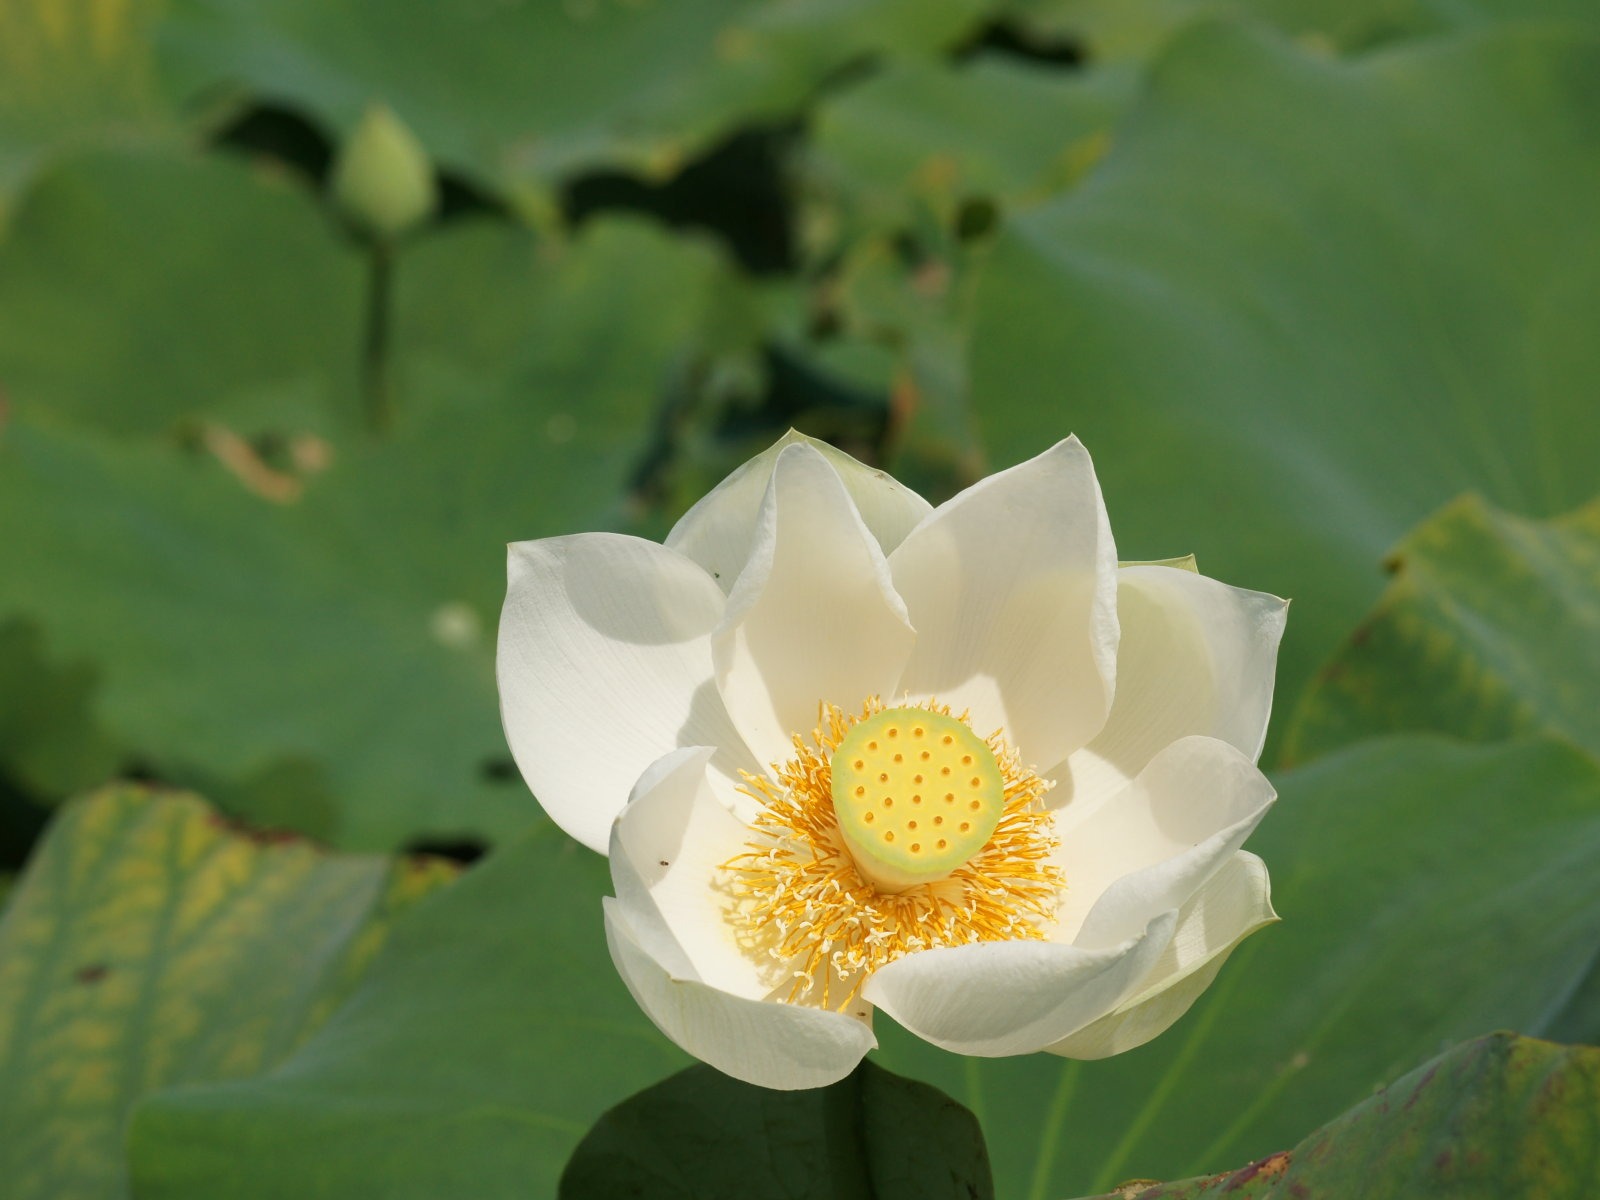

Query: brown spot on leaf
<box><xmin>1223</xmin><ymin>1151</ymin><xmax>1291</xmax><ymax>1190</ymax></box>
<box><xmin>202</xmin><ymin>423</ymin><xmax>304</xmax><ymax>503</ymax></box>
<box><xmin>75</xmin><ymin>963</ymin><xmax>109</xmax><ymax>984</ymax></box>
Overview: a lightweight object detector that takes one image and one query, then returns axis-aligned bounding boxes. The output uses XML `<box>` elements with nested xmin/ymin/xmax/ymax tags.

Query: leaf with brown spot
<box><xmin>1073</xmin><ymin>1035</ymin><xmax>1600</xmax><ymax>1199</ymax></box>
<box><xmin>0</xmin><ymin>784</ymin><xmax>454</xmax><ymax>1200</ymax></box>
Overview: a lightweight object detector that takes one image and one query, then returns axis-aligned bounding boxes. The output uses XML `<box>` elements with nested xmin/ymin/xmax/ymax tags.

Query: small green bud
<box><xmin>331</xmin><ymin>104</ymin><xmax>437</xmax><ymax>241</ymax></box>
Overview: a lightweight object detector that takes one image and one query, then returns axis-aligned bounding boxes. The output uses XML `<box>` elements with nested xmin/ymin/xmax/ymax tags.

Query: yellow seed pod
<box><xmin>331</xmin><ymin>104</ymin><xmax>437</xmax><ymax>241</ymax></box>
<box><xmin>831</xmin><ymin>707</ymin><xmax>1006</xmax><ymax>894</ymax></box>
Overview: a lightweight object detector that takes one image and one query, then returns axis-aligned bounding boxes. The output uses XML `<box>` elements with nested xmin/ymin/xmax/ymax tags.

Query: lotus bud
<box><xmin>331</xmin><ymin>104</ymin><xmax>437</xmax><ymax>241</ymax></box>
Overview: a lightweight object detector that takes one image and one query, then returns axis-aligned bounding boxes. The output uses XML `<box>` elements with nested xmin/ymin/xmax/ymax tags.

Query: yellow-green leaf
<box><xmin>0</xmin><ymin>784</ymin><xmax>453</xmax><ymax>1200</ymax></box>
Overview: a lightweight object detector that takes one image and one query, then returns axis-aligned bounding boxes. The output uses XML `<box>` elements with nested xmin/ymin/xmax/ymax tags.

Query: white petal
<box><xmin>1054</xmin><ymin>736</ymin><xmax>1276</xmax><ymax>950</ymax></box>
<box><xmin>888</xmin><ymin>437</ymin><xmax>1118</xmax><ymax>772</ymax></box>
<box><xmin>667</xmin><ymin>431</ymin><xmax>932</xmax><ymax>592</ymax></box>
<box><xmin>1046</xmin><ymin>852</ymin><xmax>1277</xmax><ymax>1059</ymax></box>
<box><xmin>609</xmin><ymin>747</ymin><xmax>768</xmax><ymax>1000</ymax></box>
<box><xmin>862</xmin><ymin>909</ymin><xmax>1176</xmax><ymax>1057</ymax></box>
<box><xmin>605</xmin><ymin>899</ymin><xmax>877</xmax><ymax>1090</ymax></box>
<box><xmin>498</xmin><ymin>534</ymin><xmax>758</xmax><ymax>853</ymax></box>
<box><xmin>1060</xmin><ymin>565</ymin><xmax>1287</xmax><ymax>810</ymax></box>
<box><xmin>714</xmin><ymin>443</ymin><xmax>915</xmax><ymax>768</ymax></box>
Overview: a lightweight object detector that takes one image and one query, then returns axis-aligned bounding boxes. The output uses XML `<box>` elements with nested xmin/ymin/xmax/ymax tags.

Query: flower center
<box><xmin>720</xmin><ymin>698</ymin><xmax>1063</xmax><ymax>1011</ymax></box>
<box><xmin>830</xmin><ymin>707</ymin><xmax>1006</xmax><ymax>894</ymax></box>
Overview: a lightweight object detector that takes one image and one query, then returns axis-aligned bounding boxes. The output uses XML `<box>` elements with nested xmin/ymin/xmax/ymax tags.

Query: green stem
<box><xmin>1027</xmin><ymin>1060</ymin><xmax>1081</xmax><ymax>1200</ymax></box>
<box><xmin>362</xmin><ymin>239</ymin><xmax>394</xmax><ymax>434</ymax></box>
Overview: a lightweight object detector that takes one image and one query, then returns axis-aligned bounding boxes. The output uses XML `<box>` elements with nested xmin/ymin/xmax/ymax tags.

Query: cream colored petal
<box><xmin>498</xmin><ymin>533</ymin><xmax>759</xmax><ymax>853</ymax></box>
<box><xmin>861</xmin><ymin>909</ymin><xmax>1176</xmax><ymax>1057</ymax></box>
<box><xmin>888</xmin><ymin>437</ymin><xmax>1118</xmax><ymax>773</ymax></box>
<box><xmin>610</xmin><ymin>747</ymin><xmax>768</xmax><ymax>1000</ymax></box>
<box><xmin>1047</xmin><ymin>852</ymin><xmax>1277</xmax><ymax>1059</ymax></box>
<box><xmin>1059</xmin><ymin>565</ymin><xmax>1287</xmax><ymax>813</ymax></box>
<box><xmin>605</xmin><ymin>900</ymin><xmax>877</xmax><ymax>1090</ymax></box>
<box><xmin>1053</xmin><ymin>736</ymin><xmax>1275</xmax><ymax>949</ymax></box>
<box><xmin>667</xmin><ymin>431</ymin><xmax>932</xmax><ymax>592</ymax></box>
<box><xmin>713</xmin><ymin>443</ymin><xmax>915</xmax><ymax>768</ymax></box>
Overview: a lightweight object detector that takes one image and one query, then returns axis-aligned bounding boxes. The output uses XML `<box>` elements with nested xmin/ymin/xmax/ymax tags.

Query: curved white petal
<box><xmin>610</xmin><ymin>747</ymin><xmax>768</xmax><ymax>1000</ymax></box>
<box><xmin>714</xmin><ymin>443</ymin><xmax>915</xmax><ymax>768</ymax></box>
<box><xmin>498</xmin><ymin>534</ymin><xmax>759</xmax><ymax>853</ymax></box>
<box><xmin>888</xmin><ymin>437</ymin><xmax>1118</xmax><ymax>772</ymax></box>
<box><xmin>1047</xmin><ymin>852</ymin><xmax>1277</xmax><ymax>1059</ymax></box>
<box><xmin>667</xmin><ymin>431</ymin><xmax>932</xmax><ymax>592</ymax></box>
<box><xmin>1054</xmin><ymin>736</ymin><xmax>1276</xmax><ymax>949</ymax></box>
<box><xmin>605</xmin><ymin>899</ymin><xmax>876</xmax><ymax>1090</ymax></box>
<box><xmin>862</xmin><ymin>909</ymin><xmax>1176</xmax><ymax>1057</ymax></box>
<box><xmin>1059</xmin><ymin>565</ymin><xmax>1287</xmax><ymax>812</ymax></box>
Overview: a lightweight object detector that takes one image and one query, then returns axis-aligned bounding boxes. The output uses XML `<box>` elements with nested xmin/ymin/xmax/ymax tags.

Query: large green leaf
<box><xmin>156</xmin><ymin>0</ymin><xmax>989</xmax><ymax>212</ymax></box>
<box><xmin>562</xmin><ymin>1060</ymin><xmax>993</xmax><ymax>1200</ymax></box>
<box><xmin>969</xmin><ymin>23</ymin><xmax>1600</xmax><ymax>725</ymax></box>
<box><xmin>0</xmin><ymin>0</ymin><xmax>183</xmax><ymax>218</ymax></box>
<box><xmin>0</xmin><ymin>185</ymin><xmax>730</xmax><ymax>847</ymax></box>
<box><xmin>806</xmin><ymin>54</ymin><xmax>1135</xmax><ymax>246</ymax></box>
<box><xmin>128</xmin><ymin>825</ymin><xmax>685</xmax><ymax>1199</ymax></box>
<box><xmin>0</xmin><ymin>150</ymin><xmax>364</xmax><ymax>437</ymax></box>
<box><xmin>1004</xmin><ymin>0</ymin><xmax>1600</xmax><ymax>61</ymax></box>
<box><xmin>874</xmin><ymin>736</ymin><xmax>1600</xmax><ymax>1199</ymax></box>
<box><xmin>0</xmin><ymin>784</ymin><xmax>451</xmax><ymax>1200</ymax></box>
<box><xmin>1285</xmin><ymin>496</ymin><xmax>1600</xmax><ymax>766</ymax></box>
<box><xmin>1078</xmin><ymin>1033</ymin><xmax>1600</xmax><ymax>1199</ymax></box>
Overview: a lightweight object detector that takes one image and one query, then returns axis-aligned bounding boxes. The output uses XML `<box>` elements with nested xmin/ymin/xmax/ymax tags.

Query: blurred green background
<box><xmin>1</xmin><ymin>1</ymin><xmax>1598</xmax><ymax>1197</ymax></box>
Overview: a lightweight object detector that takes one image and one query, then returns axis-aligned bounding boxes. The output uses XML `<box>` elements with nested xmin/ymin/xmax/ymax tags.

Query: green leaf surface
<box><xmin>874</xmin><ymin>736</ymin><xmax>1600</xmax><ymax>1199</ymax></box>
<box><xmin>0</xmin><ymin>195</ymin><xmax>729</xmax><ymax>847</ymax></box>
<box><xmin>561</xmin><ymin>1060</ymin><xmax>994</xmax><ymax>1200</ymax></box>
<box><xmin>969</xmin><ymin>23</ymin><xmax>1600</xmax><ymax>728</ymax></box>
<box><xmin>128</xmin><ymin>825</ymin><xmax>686</xmax><ymax>1200</ymax></box>
<box><xmin>0</xmin><ymin>0</ymin><xmax>183</xmax><ymax>218</ymax></box>
<box><xmin>806</xmin><ymin>54</ymin><xmax>1135</xmax><ymax>244</ymax></box>
<box><xmin>1079</xmin><ymin>1033</ymin><xmax>1600</xmax><ymax>1200</ymax></box>
<box><xmin>156</xmin><ymin>0</ymin><xmax>989</xmax><ymax>213</ymax></box>
<box><xmin>1285</xmin><ymin>496</ymin><xmax>1600</xmax><ymax>766</ymax></box>
<box><xmin>1006</xmin><ymin>0</ymin><xmax>1600</xmax><ymax>61</ymax></box>
<box><xmin>0</xmin><ymin>150</ymin><xmax>364</xmax><ymax>437</ymax></box>
<box><xmin>0</xmin><ymin>784</ymin><xmax>451</xmax><ymax>1200</ymax></box>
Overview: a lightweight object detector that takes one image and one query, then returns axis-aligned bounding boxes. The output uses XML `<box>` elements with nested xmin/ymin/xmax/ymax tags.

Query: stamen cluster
<box><xmin>721</xmin><ymin>698</ymin><xmax>1063</xmax><ymax>1011</ymax></box>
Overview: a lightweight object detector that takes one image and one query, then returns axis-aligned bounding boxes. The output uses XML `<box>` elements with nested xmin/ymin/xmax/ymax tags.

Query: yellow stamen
<box><xmin>720</xmin><ymin>698</ymin><xmax>1063</xmax><ymax>1011</ymax></box>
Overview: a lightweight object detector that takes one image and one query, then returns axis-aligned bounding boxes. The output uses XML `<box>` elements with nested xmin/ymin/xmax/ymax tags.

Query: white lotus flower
<box><xmin>499</xmin><ymin>433</ymin><xmax>1286</xmax><ymax>1090</ymax></box>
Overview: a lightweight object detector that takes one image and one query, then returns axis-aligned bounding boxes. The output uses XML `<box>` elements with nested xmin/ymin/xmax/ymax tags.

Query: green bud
<box><xmin>331</xmin><ymin>104</ymin><xmax>437</xmax><ymax>241</ymax></box>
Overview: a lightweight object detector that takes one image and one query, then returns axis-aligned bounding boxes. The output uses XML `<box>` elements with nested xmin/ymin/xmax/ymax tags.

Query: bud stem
<box><xmin>362</xmin><ymin>241</ymin><xmax>394</xmax><ymax>435</ymax></box>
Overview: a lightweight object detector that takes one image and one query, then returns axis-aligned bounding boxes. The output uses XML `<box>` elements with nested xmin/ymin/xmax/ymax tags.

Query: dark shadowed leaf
<box><xmin>561</xmin><ymin>1060</ymin><xmax>993</xmax><ymax>1200</ymax></box>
